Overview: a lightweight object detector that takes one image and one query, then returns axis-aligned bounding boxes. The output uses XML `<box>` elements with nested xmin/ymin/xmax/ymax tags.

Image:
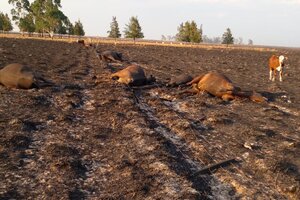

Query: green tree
<box><xmin>9</xmin><ymin>0</ymin><xmax>72</xmax><ymax>37</ymax></box>
<box><xmin>30</xmin><ymin>0</ymin><xmax>68</xmax><ymax>37</ymax></box>
<box><xmin>73</xmin><ymin>20</ymin><xmax>85</xmax><ymax>36</ymax></box>
<box><xmin>222</xmin><ymin>28</ymin><xmax>234</xmax><ymax>45</ymax></box>
<box><xmin>18</xmin><ymin>14</ymin><xmax>35</xmax><ymax>33</ymax></box>
<box><xmin>124</xmin><ymin>16</ymin><xmax>144</xmax><ymax>41</ymax></box>
<box><xmin>176</xmin><ymin>20</ymin><xmax>202</xmax><ymax>43</ymax></box>
<box><xmin>0</xmin><ymin>12</ymin><xmax>13</xmax><ymax>31</ymax></box>
<box><xmin>8</xmin><ymin>0</ymin><xmax>31</xmax><ymax>23</ymax></box>
<box><xmin>107</xmin><ymin>16</ymin><xmax>121</xmax><ymax>38</ymax></box>
<box><xmin>65</xmin><ymin>20</ymin><xmax>74</xmax><ymax>35</ymax></box>
<box><xmin>176</xmin><ymin>22</ymin><xmax>190</xmax><ymax>42</ymax></box>
<box><xmin>189</xmin><ymin>21</ymin><xmax>202</xmax><ymax>43</ymax></box>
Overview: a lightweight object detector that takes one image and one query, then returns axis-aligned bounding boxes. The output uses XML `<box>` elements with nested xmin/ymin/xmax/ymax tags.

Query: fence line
<box><xmin>0</xmin><ymin>31</ymin><xmax>276</xmax><ymax>52</ymax></box>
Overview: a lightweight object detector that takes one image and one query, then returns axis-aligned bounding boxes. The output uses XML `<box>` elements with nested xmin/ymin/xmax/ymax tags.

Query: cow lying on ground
<box><xmin>186</xmin><ymin>71</ymin><xmax>267</xmax><ymax>103</ymax></box>
<box><xmin>98</xmin><ymin>50</ymin><xmax>123</xmax><ymax>63</ymax></box>
<box><xmin>269</xmin><ymin>55</ymin><xmax>286</xmax><ymax>82</ymax></box>
<box><xmin>111</xmin><ymin>64</ymin><xmax>155</xmax><ymax>86</ymax></box>
<box><xmin>0</xmin><ymin>63</ymin><xmax>54</xmax><ymax>89</ymax></box>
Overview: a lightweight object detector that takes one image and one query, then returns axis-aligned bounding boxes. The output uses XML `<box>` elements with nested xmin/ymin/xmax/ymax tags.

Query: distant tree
<box><xmin>248</xmin><ymin>39</ymin><xmax>253</xmax><ymax>45</ymax></box>
<box><xmin>18</xmin><ymin>14</ymin><xmax>35</xmax><ymax>33</ymax></box>
<box><xmin>176</xmin><ymin>22</ymin><xmax>189</xmax><ymax>42</ymax></box>
<box><xmin>222</xmin><ymin>28</ymin><xmax>234</xmax><ymax>45</ymax></box>
<box><xmin>189</xmin><ymin>21</ymin><xmax>202</xmax><ymax>43</ymax></box>
<box><xmin>73</xmin><ymin>20</ymin><xmax>85</xmax><ymax>36</ymax></box>
<box><xmin>107</xmin><ymin>16</ymin><xmax>121</xmax><ymax>38</ymax></box>
<box><xmin>9</xmin><ymin>0</ymin><xmax>72</xmax><ymax>37</ymax></box>
<box><xmin>65</xmin><ymin>20</ymin><xmax>74</xmax><ymax>35</ymax></box>
<box><xmin>161</xmin><ymin>35</ymin><xmax>167</xmax><ymax>41</ymax></box>
<box><xmin>176</xmin><ymin>20</ymin><xmax>202</xmax><ymax>43</ymax></box>
<box><xmin>56</xmin><ymin>22</ymin><xmax>67</xmax><ymax>34</ymax></box>
<box><xmin>0</xmin><ymin>12</ymin><xmax>13</xmax><ymax>31</ymax></box>
<box><xmin>32</xmin><ymin>0</ymin><xmax>69</xmax><ymax>37</ymax></box>
<box><xmin>8</xmin><ymin>0</ymin><xmax>31</xmax><ymax>24</ymax></box>
<box><xmin>124</xmin><ymin>16</ymin><xmax>144</xmax><ymax>41</ymax></box>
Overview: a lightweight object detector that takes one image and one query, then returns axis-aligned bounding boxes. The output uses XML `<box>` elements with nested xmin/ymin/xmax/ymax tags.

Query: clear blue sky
<box><xmin>1</xmin><ymin>0</ymin><xmax>300</xmax><ymax>47</ymax></box>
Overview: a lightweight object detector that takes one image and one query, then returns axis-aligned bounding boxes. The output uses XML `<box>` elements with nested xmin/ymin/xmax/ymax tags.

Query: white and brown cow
<box><xmin>268</xmin><ymin>55</ymin><xmax>286</xmax><ymax>82</ymax></box>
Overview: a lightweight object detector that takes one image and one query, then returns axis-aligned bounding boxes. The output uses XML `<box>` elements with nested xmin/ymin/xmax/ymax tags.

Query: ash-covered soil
<box><xmin>0</xmin><ymin>37</ymin><xmax>299</xmax><ymax>199</ymax></box>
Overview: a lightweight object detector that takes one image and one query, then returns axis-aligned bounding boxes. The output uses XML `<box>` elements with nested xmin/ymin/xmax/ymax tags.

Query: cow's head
<box><xmin>279</xmin><ymin>55</ymin><xmax>285</xmax><ymax>64</ymax></box>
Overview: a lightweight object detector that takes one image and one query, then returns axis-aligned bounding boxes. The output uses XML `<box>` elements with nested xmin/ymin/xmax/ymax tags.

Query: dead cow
<box><xmin>111</xmin><ymin>64</ymin><xmax>155</xmax><ymax>86</ymax></box>
<box><xmin>0</xmin><ymin>63</ymin><xmax>54</xmax><ymax>89</ymax></box>
<box><xmin>186</xmin><ymin>71</ymin><xmax>266</xmax><ymax>103</ymax></box>
<box><xmin>98</xmin><ymin>50</ymin><xmax>123</xmax><ymax>63</ymax></box>
<box><xmin>269</xmin><ymin>55</ymin><xmax>286</xmax><ymax>82</ymax></box>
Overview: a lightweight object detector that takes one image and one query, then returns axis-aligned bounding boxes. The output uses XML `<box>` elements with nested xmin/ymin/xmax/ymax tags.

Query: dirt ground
<box><xmin>0</xmin><ymin>37</ymin><xmax>299</xmax><ymax>200</ymax></box>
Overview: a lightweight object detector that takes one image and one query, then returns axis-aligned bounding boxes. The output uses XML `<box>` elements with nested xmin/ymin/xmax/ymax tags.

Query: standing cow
<box><xmin>268</xmin><ymin>55</ymin><xmax>286</xmax><ymax>82</ymax></box>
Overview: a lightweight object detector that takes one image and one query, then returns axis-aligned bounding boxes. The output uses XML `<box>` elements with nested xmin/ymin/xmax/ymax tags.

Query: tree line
<box><xmin>1</xmin><ymin>0</ymin><xmax>253</xmax><ymax>44</ymax></box>
<box><xmin>3</xmin><ymin>0</ymin><xmax>84</xmax><ymax>37</ymax></box>
<box><xmin>107</xmin><ymin>17</ymin><xmax>253</xmax><ymax>45</ymax></box>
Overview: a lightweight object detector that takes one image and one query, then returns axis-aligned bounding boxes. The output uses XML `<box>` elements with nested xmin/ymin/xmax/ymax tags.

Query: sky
<box><xmin>1</xmin><ymin>0</ymin><xmax>300</xmax><ymax>47</ymax></box>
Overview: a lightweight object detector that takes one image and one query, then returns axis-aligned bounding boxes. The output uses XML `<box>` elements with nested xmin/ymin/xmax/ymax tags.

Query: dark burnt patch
<box><xmin>9</xmin><ymin>135</ymin><xmax>31</xmax><ymax>151</ymax></box>
<box><xmin>274</xmin><ymin>160</ymin><xmax>300</xmax><ymax>178</ymax></box>
<box><xmin>33</xmin><ymin>95</ymin><xmax>52</xmax><ymax>107</ymax></box>
<box><xmin>64</xmin><ymin>113</ymin><xmax>81</xmax><ymax>123</ymax></box>
<box><xmin>262</xmin><ymin>129</ymin><xmax>276</xmax><ymax>137</ymax></box>
<box><xmin>69</xmin><ymin>187</ymin><xmax>86</xmax><ymax>200</ymax></box>
<box><xmin>260</xmin><ymin>91</ymin><xmax>287</xmax><ymax>102</ymax></box>
<box><xmin>70</xmin><ymin>159</ymin><xmax>88</xmax><ymax>178</ymax></box>
<box><xmin>46</xmin><ymin>144</ymin><xmax>80</xmax><ymax>158</ymax></box>
<box><xmin>67</xmin><ymin>91</ymin><xmax>85</xmax><ymax>109</ymax></box>
<box><xmin>22</xmin><ymin>120</ymin><xmax>44</xmax><ymax>132</ymax></box>
<box><xmin>63</xmin><ymin>83</ymin><xmax>84</xmax><ymax>90</ymax></box>
<box><xmin>0</xmin><ymin>188</ymin><xmax>24</xmax><ymax>200</ymax></box>
<box><xmin>93</xmin><ymin>127</ymin><xmax>112</xmax><ymax>140</ymax></box>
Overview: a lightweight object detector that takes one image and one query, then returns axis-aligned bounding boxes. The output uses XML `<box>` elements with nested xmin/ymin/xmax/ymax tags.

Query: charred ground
<box><xmin>0</xmin><ymin>37</ymin><xmax>299</xmax><ymax>199</ymax></box>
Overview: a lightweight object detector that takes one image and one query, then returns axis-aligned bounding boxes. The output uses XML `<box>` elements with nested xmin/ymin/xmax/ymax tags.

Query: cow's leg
<box><xmin>273</xmin><ymin>69</ymin><xmax>276</xmax><ymax>81</ymax></box>
<box><xmin>270</xmin><ymin>70</ymin><xmax>276</xmax><ymax>81</ymax></box>
<box><xmin>279</xmin><ymin>70</ymin><xmax>283</xmax><ymax>82</ymax></box>
<box><xmin>269</xmin><ymin>69</ymin><xmax>273</xmax><ymax>81</ymax></box>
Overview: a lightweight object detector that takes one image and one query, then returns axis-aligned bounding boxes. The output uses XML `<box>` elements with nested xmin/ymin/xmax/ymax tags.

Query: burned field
<box><xmin>0</xmin><ymin>37</ymin><xmax>299</xmax><ymax>199</ymax></box>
